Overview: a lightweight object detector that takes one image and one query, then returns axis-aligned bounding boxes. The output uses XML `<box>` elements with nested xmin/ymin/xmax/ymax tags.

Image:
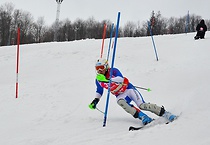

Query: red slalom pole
<box><xmin>16</xmin><ymin>26</ymin><xmax>20</xmax><ymax>98</ymax></box>
<box><xmin>100</xmin><ymin>23</ymin><xmax>107</xmax><ymax>58</ymax></box>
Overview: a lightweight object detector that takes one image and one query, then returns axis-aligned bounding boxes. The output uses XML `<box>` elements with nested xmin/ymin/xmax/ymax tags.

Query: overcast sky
<box><xmin>1</xmin><ymin>0</ymin><xmax>210</xmax><ymax>26</ymax></box>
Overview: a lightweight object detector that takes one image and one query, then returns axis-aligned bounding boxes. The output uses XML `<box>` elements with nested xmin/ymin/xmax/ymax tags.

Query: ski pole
<box><xmin>96</xmin><ymin>107</ymin><xmax>105</xmax><ymax>114</ymax></box>
<box><xmin>134</xmin><ymin>86</ymin><xmax>151</xmax><ymax>92</ymax></box>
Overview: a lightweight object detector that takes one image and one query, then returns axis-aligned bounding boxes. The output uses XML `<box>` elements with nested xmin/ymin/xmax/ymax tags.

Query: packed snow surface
<box><xmin>0</xmin><ymin>32</ymin><xmax>210</xmax><ymax>145</ymax></box>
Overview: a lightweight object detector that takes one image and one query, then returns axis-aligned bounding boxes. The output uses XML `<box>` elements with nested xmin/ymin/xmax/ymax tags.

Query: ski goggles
<box><xmin>95</xmin><ymin>65</ymin><xmax>106</xmax><ymax>71</ymax></box>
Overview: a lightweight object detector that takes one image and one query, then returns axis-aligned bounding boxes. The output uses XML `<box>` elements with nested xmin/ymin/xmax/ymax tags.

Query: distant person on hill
<box><xmin>89</xmin><ymin>58</ymin><xmax>176</xmax><ymax>126</ymax></box>
<box><xmin>194</xmin><ymin>19</ymin><xmax>207</xmax><ymax>40</ymax></box>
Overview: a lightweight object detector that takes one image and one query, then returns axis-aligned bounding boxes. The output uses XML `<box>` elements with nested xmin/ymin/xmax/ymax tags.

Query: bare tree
<box><xmin>0</xmin><ymin>3</ymin><xmax>14</xmax><ymax>46</ymax></box>
<box><xmin>20</xmin><ymin>11</ymin><xmax>34</xmax><ymax>44</ymax></box>
<box><xmin>73</xmin><ymin>18</ymin><xmax>87</xmax><ymax>40</ymax></box>
<box><xmin>123</xmin><ymin>21</ymin><xmax>136</xmax><ymax>37</ymax></box>
<box><xmin>42</xmin><ymin>26</ymin><xmax>54</xmax><ymax>42</ymax></box>
<box><xmin>205</xmin><ymin>19</ymin><xmax>210</xmax><ymax>31</ymax></box>
<box><xmin>59</xmin><ymin>19</ymin><xmax>73</xmax><ymax>41</ymax></box>
<box><xmin>33</xmin><ymin>17</ymin><xmax>46</xmax><ymax>43</ymax></box>
<box><xmin>1</xmin><ymin>2</ymin><xmax>210</xmax><ymax>46</ymax></box>
<box><xmin>149</xmin><ymin>11</ymin><xmax>167</xmax><ymax>35</ymax></box>
<box><xmin>85</xmin><ymin>17</ymin><xmax>98</xmax><ymax>38</ymax></box>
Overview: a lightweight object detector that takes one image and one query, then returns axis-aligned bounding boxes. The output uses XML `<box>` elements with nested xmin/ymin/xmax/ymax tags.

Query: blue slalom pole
<box><xmin>185</xmin><ymin>11</ymin><xmax>190</xmax><ymax>33</ymax></box>
<box><xmin>147</xmin><ymin>21</ymin><xmax>159</xmax><ymax>61</ymax></box>
<box><xmin>106</xmin><ymin>23</ymin><xmax>114</xmax><ymax>61</ymax></box>
<box><xmin>103</xmin><ymin>12</ymin><xmax>120</xmax><ymax>127</ymax></box>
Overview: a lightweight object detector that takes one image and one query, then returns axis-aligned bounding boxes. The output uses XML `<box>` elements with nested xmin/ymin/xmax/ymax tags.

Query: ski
<box><xmin>129</xmin><ymin>119</ymin><xmax>156</xmax><ymax>131</ymax></box>
<box><xmin>129</xmin><ymin>120</ymin><xmax>171</xmax><ymax>131</ymax></box>
<box><xmin>129</xmin><ymin>113</ymin><xmax>181</xmax><ymax>131</ymax></box>
<box><xmin>129</xmin><ymin>125</ymin><xmax>144</xmax><ymax>131</ymax></box>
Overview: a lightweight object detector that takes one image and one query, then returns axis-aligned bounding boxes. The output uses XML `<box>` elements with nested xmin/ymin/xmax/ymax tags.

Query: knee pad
<box><xmin>139</xmin><ymin>103</ymin><xmax>165</xmax><ymax>116</ymax></box>
<box><xmin>117</xmin><ymin>99</ymin><xmax>138</xmax><ymax>117</ymax></box>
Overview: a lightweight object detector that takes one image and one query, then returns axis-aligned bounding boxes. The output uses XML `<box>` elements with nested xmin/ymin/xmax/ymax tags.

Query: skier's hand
<box><xmin>89</xmin><ymin>98</ymin><xmax>99</xmax><ymax>109</ymax></box>
<box><xmin>96</xmin><ymin>74</ymin><xmax>109</xmax><ymax>82</ymax></box>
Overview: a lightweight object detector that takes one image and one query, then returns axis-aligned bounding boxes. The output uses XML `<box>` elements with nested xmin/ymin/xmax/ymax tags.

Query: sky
<box><xmin>1</xmin><ymin>0</ymin><xmax>210</xmax><ymax>26</ymax></box>
<box><xmin>0</xmin><ymin>31</ymin><xmax>210</xmax><ymax>144</ymax></box>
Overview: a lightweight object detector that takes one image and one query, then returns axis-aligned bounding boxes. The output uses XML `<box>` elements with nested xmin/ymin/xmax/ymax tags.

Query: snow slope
<box><xmin>0</xmin><ymin>32</ymin><xmax>210</xmax><ymax>145</ymax></box>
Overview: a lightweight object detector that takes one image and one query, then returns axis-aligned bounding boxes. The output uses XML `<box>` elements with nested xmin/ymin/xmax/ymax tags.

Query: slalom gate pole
<box><xmin>106</xmin><ymin>23</ymin><xmax>114</xmax><ymax>61</ymax></box>
<box><xmin>16</xmin><ymin>26</ymin><xmax>20</xmax><ymax>98</ymax></box>
<box><xmin>185</xmin><ymin>11</ymin><xmax>190</xmax><ymax>33</ymax></box>
<box><xmin>100</xmin><ymin>23</ymin><xmax>107</xmax><ymax>58</ymax></box>
<box><xmin>103</xmin><ymin>12</ymin><xmax>121</xmax><ymax>127</ymax></box>
<box><xmin>147</xmin><ymin>21</ymin><xmax>159</xmax><ymax>61</ymax></box>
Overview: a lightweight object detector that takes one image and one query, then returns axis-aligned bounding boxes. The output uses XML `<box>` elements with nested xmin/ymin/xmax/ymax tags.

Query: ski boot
<box><xmin>194</xmin><ymin>36</ymin><xmax>199</xmax><ymax>40</ymax></box>
<box><xmin>163</xmin><ymin>111</ymin><xmax>176</xmax><ymax>122</ymax></box>
<box><xmin>138</xmin><ymin>111</ymin><xmax>153</xmax><ymax>125</ymax></box>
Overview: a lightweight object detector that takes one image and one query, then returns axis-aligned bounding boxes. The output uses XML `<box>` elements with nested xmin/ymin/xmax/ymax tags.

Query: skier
<box><xmin>194</xmin><ymin>19</ymin><xmax>207</xmax><ymax>40</ymax></box>
<box><xmin>89</xmin><ymin>58</ymin><xmax>176</xmax><ymax>125</ymax></box>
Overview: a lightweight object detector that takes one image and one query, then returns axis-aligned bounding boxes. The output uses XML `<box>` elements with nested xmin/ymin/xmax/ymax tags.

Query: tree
<box><xmin>42</xmin><ymin>26</ymin><xmax>54</xmax><ymax>42</ymax></box>
<box><xmin>205</xmin><ymin>19</ymin><xmax>210</xmax><ymax>31</ymax></box>
<box><xmin>73</xmin><ymin>18</ymin><xmax>86</xmax><ymax>40</ymax></box>
<box><xmin>148</xmin><ymin>11</ymin><xmax>167</xmax><ymax>35</ymax></box>
<box><xmin>0</xmin><ymin>3</ymin><xmax>14</xmax><ymax>46</ymax></box>
<box><xmin>59</xmin><ymin>19</ymin><xmax>74</xmax><ymax>41</ymax></box>
<box><xmin>123</xmin><ymin>21</ymin><xmax>136</xmax><ymax>37</ymax></box>
<box><xmin>1</xmin><ymin>2</ymin><xmax>210</xmax><ymax>46</ymax></box>
<box><xmin>85</xmin><ymin>17</ymin><xmax>97</xmax><ymax>38</ymax></box>
<box><xmin>33</xmin><ymin>17</ymin><xmax>46</xmax><ymax>43</ymax></box>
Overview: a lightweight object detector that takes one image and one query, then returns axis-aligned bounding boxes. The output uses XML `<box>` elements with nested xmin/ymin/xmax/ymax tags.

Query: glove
<box><xmin>89</xmin><ymin>98</ymin><xmax>99</xmax><ymax>109</ymax></box>
<box><xmin>96</xmin><ymin>74</ymin><xmax>109</xmax><ymax>82</ymax></box>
